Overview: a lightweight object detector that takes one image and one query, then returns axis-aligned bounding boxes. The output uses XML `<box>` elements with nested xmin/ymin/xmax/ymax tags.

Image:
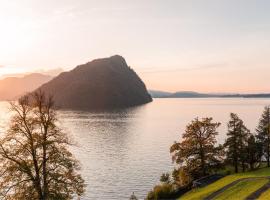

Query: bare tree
<box><xmin>0</xmin><ymin>91</ymin><xmax>85</xmax><ymax>200</ymax></box>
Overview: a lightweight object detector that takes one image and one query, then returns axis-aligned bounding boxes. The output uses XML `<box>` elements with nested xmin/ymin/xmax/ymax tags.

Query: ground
<box><xmin>179</xmin><ymin>167</ymin><xmax>270</xmax><ymax>200</ymax></box>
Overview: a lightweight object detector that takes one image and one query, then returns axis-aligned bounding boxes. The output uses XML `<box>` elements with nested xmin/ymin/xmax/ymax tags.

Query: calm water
<box><xmin>0</xmin><ymin>98</ymin><xmax>270</xmax><ymax>199</ymax></box>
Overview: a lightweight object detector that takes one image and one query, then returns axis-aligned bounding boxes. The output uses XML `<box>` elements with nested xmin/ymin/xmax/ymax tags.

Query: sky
<box><xmin>0</xmin><ymin>0</ymin><xmax>270</xmax><ymax>93</ymax></box>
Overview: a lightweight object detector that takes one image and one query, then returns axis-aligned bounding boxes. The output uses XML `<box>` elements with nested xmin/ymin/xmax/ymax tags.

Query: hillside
<box><xmin>36</xmin><ymin>55</ymin><xmax>152</xmax><ymax>110</ymax></box>
<box><xmin>0</xmin><ymin>73</ymin><xmax>52</xmax><ymax>100</ymax></box>
<box><xmin>148</xmin><ymin>90</ymin><xmax>172</xmax><ymax>98</ymax></box>
<box><xmin>148</xmin><ymin>91</ymin><xmax>221</xmax><ymax>98</ymax></box>
<box><xmin>149</xmin><ymin>90</ymin><xmax>270</xmax><ymax>98</ymax></box>
<box><xmin>180</xmin><ymin>167</ymin><xmax>270</xmax><ymax>200</ymax></box>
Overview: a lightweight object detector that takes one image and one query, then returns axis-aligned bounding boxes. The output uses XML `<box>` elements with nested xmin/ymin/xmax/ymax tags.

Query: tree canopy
<box><xmin>0</xmin><ymin>91</ymin><xmax>85</xmax><ymax>200</ymax></box>
<box><xmin>170</xmin><ymin>117</ymin><xmax>221</xmax><ymax>178</ymax></box>
<box><xmin>256</xmin><ymin>106</ymin><xmax>270</xmax><ymax>167</ymax></box>
<box><xmin>224</xmin><ymin>113</ymin><xmax>250</xmax><ymax>173</ymax></box>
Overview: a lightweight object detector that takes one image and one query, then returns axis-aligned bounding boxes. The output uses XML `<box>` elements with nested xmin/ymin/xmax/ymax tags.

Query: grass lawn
<box><xmin>179</xmin><ymin>167</ymin><xmax>270</xmax><ymax>200</ymax></box>
<box><xmin>258</xmin><ymin>188</ymin><xmax>270</xmax><ymax>200</ymax></box>
<box><xmin>213</xmin><ymin>178</ymin><xmax>268</xmax><ymax>200</ymax></box>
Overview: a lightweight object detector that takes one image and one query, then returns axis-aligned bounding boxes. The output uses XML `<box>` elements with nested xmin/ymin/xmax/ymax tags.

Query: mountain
<box><xmin>36</xmin><ymin>55</ymin><xmax>152</xmax><ymax>110</ymax></box>
<box><xmin>170</xmin><ymin>91</ymin><xmax>215</xmax><ymax>98</ymax></box>
<box><xmin>148</xmin><ymin>90</ymin><xmax>172</xmax><ymax>98</ymax></box>
<box><xmin>0</xmin><ymin>73</ymin><xmax>52</xmax><ymax>100</ymax></box>
<box><xmin>148</xmin><ymin>91</ymin><xmax>217</xmax><ymax>98</ymax></box>
<box><xmin>222</xmin><ymin>93</ymin><xmax>270</xmax><ymax>98</ymax></box>
<box><xmin>149</xmin><ymin>90</ymin><xmax>270</xmax><ymax>98</ymax></box>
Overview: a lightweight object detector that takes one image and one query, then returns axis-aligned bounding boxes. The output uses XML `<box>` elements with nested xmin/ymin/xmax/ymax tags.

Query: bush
<box><xmin>160</xmin><ymin>173</ymin><xmax>170</xmax><ymax>184</ymax></box>
<box><xmin>172</xmin><ymin>168</ymin><xmax>192</xmax><ymax>187</ymax></box>
<box><xmin>146</xmin><ymin>184</ymin><xmax>174</xmax><ymax>200</ymax></box>
<box><xmin>146</xmin><ymin>183</ymin><xmax>192</xmax><ymax>200</ymax></box>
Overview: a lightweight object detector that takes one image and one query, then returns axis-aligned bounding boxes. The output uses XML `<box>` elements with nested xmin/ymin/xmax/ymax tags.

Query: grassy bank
<box><xmin>258</xmin><ymin>188</ymin><xmax>270</xmax><ymax>200</ymax></box>
<box><xmin>213</xmin><ymin>178</ymin><xmax>268</xmax><ymax>200</ymax></box>
<box><xmin>179</xmin><ymin>167</ymin><xmax>270</xmax><ymax>200</ymax></box>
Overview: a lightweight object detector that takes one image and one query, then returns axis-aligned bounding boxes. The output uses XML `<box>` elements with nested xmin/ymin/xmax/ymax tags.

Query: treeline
<box><xmin>146</xmin><ymin>106</ymin><xmax>270</xmax><ymax>200</ymax></box>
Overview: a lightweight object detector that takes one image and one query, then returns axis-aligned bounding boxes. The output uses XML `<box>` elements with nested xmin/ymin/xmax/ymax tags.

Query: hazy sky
<box><xmin>0</xmin><ymin>0</ymin><xmax>270</xmax><ymax>93</ymax></box>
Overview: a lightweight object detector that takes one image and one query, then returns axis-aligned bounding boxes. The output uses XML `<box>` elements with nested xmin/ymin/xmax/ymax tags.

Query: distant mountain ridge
<box><xmin>149</xmin><ymin>90</ymin><xmax>270</xmax><ymax>98</ymax></box>
<box><xmin>36</xmin><ymin>55</ymin><xmax>152</xmax><ymax>110</ymax></box>
<box><xmin>0</xmin><ymin>73</ymin><xmax>52</xmax><ymax>100</ymax></box>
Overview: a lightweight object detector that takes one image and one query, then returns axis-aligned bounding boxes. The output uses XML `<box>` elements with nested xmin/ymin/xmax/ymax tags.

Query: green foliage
<box><xmin>256</xmin><ymin>106</ymin><xmax>270</xmax><ymax>167</ymax></box>
<box><xmin>246</xmin><ymin>135</ymin><xmax>263</xmax><ymax>170</ymax></box>
<box><xmin>172</xmin><ymin>168</ymin><xmax>192</xmax><ymax>187</ymax></box>
<box><xmin>224</xmin><ymin>113</ymin><xmax>250</xmax><ymax>173</ymax></box>
<box><xmin>170</xmin><ymin>117</ymin><xmax>222</xmax><ymax>178</ymax></box>
<box><xmin>160</xmin><ymin>173</ymin><xmax>170</xmax><ymax>184</ymax></box>
<box><xmin>146</xmin><ymin>184</ymin><xmax>175</xmax><ymax>200</ymax></box>
<box><xmin>151</xmin><ymin>111</ymin><xmax>270</xmax><ymax>200</ymax></box>
<box><xmin>147</xmin><ymin>171</ymin><xmax>192</xmax><ymax>200</ymax></box>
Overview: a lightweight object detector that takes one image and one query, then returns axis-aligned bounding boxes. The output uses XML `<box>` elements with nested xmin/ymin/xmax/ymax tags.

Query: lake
<box><xmin>0</xmin><ymin>98</ymin><xmax>270</xmax><ymax>199</ymax></box>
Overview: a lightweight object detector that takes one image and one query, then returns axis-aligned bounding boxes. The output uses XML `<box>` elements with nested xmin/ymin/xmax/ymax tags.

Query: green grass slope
<box><xmin>258</xmin><ymin>188</ymin><xmax>270</xmax><ymax>200</ymax></box>
<box><xmin>213</xmin><ymin>178</ymin><xmax>268</xmax><ymax>200</ymax></box>
<box><xmin>179</xmin><ymin>167</ymin><xmax>270</xmax><ymax>200</ymax></box>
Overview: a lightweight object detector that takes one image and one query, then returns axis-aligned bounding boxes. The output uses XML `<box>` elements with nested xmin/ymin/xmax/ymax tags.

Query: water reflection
<box><xmin>0</xmin><ymin>98</ymin><xmax>270</xmax><ymax>199</ymax></box>
<box><xmin>58</xmin><ymin>105</ymin><xmax>151</xmax><ymax>200</ymax></box>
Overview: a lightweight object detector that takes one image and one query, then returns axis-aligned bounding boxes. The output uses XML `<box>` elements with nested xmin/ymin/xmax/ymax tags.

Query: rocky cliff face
<box><xmin>37</xmin><ymin>55</ymin><xmax>152</xmax><ymax>110</ymax></box>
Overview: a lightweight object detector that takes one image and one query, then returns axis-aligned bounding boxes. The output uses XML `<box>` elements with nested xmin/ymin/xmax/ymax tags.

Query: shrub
<box><xmin>146</xmin><ymin>184</ymin><xmax>174</xmax><ymax>200</ymax></box>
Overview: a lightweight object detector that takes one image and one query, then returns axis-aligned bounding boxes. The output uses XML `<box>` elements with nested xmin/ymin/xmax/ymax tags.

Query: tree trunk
<box><xmin>268</xmin><ymin>146</ymin><xmax>270</xmax><ymax>167</ymax></box>
<box><xmin>42</xmin><ymin>142</ymin><xmax>48</xmax><ymax>200</ymax></box>
<box><xmin>234</xmin><ymin>156</ymin><xmax>238</xmax><ymax>173</ymax></box>
<box><xmin>235</xmin><ymin>164</ymin><xmax>238</xmax><ymax>173</ymax></box>
<box><xmin>200</xmin><ymin>142</ymin><xmax>206</xmax><ymax>176</ymax></box>
<box><xmin>267</xmin><ymin>134</ymin><xmax>270</xmax><ymax>167</ymax></box>
<box><xmin>33</xmin><ymin>179</ymin><xmax>43</xmax><ymax>200</ymax></box>
<box><xmin>42</xmin><ymin>124</ymin><xmax>49</xmax><ymax>199</ymax></box>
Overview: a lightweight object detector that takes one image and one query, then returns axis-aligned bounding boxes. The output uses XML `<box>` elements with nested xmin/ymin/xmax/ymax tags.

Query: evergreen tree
<box><xmin>224</xmin><ymin>113</ymin><xmax>250</xmax><ymax>173</ymax></box>
<box><xmin>256</xmin><ymin>106</ymin><xmax>270</xmax><ymax>167</ymax></box>
<box><xmin>170</xmin><ymin>117</ymin><xmax>221</xmax><ymax>178</ymax></box>
<box><xmin>246</xmin><ymin>135</ymin><xmax>262</xmax><ymax>170</ymax></box>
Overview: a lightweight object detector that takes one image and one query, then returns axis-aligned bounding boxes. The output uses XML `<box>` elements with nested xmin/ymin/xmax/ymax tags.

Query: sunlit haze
<box><xmin>0</xmin><ymin>0</ymin><xmax>270</xmax><ymax>93</ymax></box>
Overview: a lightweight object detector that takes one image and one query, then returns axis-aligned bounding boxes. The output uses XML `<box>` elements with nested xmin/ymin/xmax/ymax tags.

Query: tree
<box><xmin>224</xmin><ymin>113</ymin><xmax>250</xmax><ymax>173</ymax></box>
<box><xmin>146</xmin><ymin>183</ymin><xmax>174</xmax><ymax>200</ymax></box>
<box><xmin>0</xmin><ymin>91</ymin><xmax>85</xmax><ymax>200</ymax></box>
<box><xmin>246</xmin><ymin>135</ymin><xmax>262</xmax><ymax>170</ymax></box>
<box><xmin>256</xmin><ymin>106</ymin><xmax>270</xmax><ymax>167</ymax></box>
<box><xmin>172</xmin><ymin>168</ymin><xmax>192</xmax><ymax>187</ymax></box>
<box><xmin>160</xmin><ymin>173</ymin><xmax>170</xmax><ymax>184</ymax></box>
<box><xmin>170</xmin><ymin>117</ymin><xmax>221</xmax><ymax>178</ymax></box>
